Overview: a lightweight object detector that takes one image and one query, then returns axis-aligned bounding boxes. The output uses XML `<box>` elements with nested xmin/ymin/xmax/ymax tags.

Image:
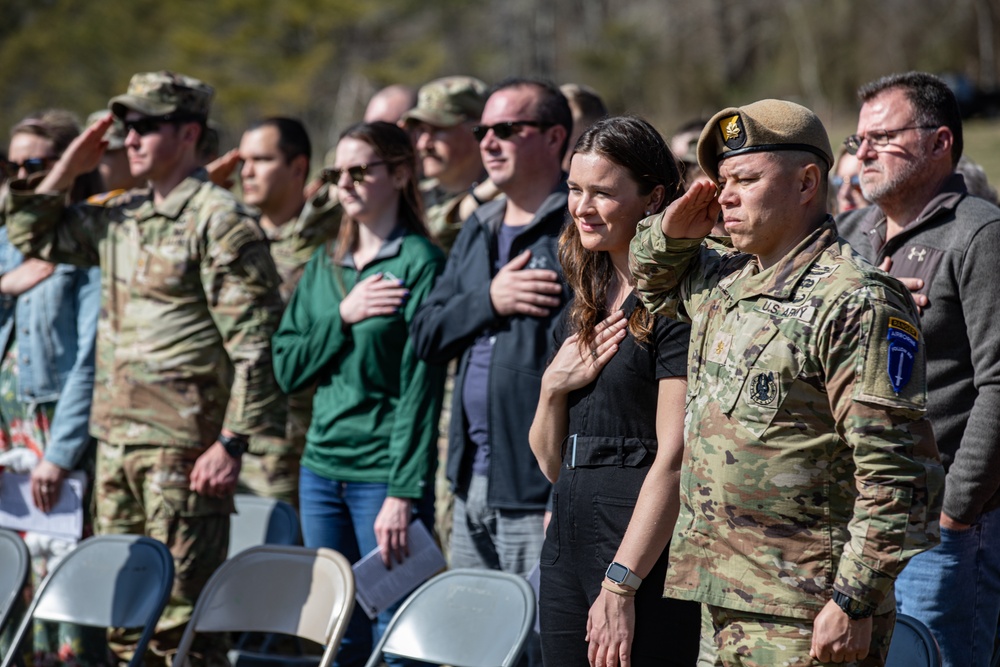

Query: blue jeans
<box><xmin>299</xmin><ymin>467</ymin><xmax>435</xmax><ymax>667</ymax></box>
<box><xmin>896</xmin><ymin>505</ymin><xmax>1000</xmax><ymax>667</ymax></box>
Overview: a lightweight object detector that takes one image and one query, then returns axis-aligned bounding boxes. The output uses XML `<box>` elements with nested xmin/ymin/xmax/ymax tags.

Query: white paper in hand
<box><xmin>0</xmin><ymin>471</ymin><xmax>85</xmax><ymax>539</ymax></box>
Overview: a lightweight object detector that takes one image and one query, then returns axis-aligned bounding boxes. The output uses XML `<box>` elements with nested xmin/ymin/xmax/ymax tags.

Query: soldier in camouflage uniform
<box><xmin>628</xmin><ymin>100</ymin><xmax>944</xmax><ymax>666</ymax></box>
<box><xmin>235</xmin><ymin>117</ymin><xmax>339</xmax><ymax>507</ymax></box>
<box><xmin>6</xmin><ymin>71</ymin><xmax>286</xmax><ymax>666</ymax></box>
<box><xmin>401</xmin><ymin>76</ymin><xmax>499</xmax><ymax>254</ymax></box>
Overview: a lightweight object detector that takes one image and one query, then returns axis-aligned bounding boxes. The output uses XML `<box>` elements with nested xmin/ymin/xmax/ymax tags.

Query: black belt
<box><xmin>561</xmin><ymin>434</ymin><xmax>656</xmax><ymax>469</ymax></box>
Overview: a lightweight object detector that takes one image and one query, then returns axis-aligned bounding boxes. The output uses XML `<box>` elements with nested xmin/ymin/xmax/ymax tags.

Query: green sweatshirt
<box><xmin>272</xmin><ymin>229</ymin><xmax>446</xmax><ymax>498</ymax></box>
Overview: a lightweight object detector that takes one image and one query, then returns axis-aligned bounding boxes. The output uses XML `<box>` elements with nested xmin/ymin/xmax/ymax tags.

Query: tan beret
<box><xmin>697</xmin><ymin>99</ymin><xmax>833</xmax><ymax>182</ymax></box>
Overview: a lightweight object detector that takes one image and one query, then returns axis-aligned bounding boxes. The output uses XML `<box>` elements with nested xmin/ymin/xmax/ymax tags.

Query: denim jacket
<box><xmin>0</xmin><ymin>227</ymin><xmax>100</xmax><ymax>470</ymax></box>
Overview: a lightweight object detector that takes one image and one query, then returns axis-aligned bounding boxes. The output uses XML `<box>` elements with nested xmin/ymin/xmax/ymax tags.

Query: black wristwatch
<box><xmin>605</xmin><ymin>562</ymin><xmax>643</xmax><ymax>590</ymax></box>
<box><xmin>832</xmin><ymin>591</ymin><xmax>875</xmax><ymax>620</ymax></box>
<box><xmin>219</xmin><ymin>433</ymin><xmax>249</xmax><ymax>458</ymax></box>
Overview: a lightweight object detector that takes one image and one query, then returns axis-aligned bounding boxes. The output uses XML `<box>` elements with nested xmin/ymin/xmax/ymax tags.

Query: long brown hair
<box><xmin>329</xmin><ymin>121</ymin><xmax>428</xmax><ymax>264</ymax></box>
<box><xmin>560</xmin><ymin>115</ymin><xmax>683</xmax><ymax>349</ymax></box>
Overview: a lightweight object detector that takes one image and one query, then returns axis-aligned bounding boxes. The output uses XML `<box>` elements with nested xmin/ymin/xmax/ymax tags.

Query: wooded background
<box><xmin>2</xmin><ymin>0</ymin><xmax>999</xmax><ymax>175</ymax></box>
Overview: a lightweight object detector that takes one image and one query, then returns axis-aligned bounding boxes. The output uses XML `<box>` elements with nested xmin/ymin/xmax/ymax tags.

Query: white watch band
<box><xmin>605</xmin><ymin>562</ymin><xmax>643</xmax><ymax>590</ymax></box>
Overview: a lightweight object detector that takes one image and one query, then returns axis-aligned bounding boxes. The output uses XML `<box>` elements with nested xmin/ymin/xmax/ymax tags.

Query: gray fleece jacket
<box><xmin>837</xmin><ymin>174</ymin><xmax>1000</xmax><ymax>524</ymax></box>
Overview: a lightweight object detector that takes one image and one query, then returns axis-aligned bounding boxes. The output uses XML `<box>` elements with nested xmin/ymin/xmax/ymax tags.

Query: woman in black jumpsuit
<box><xmin>530</xmin><ymin>116</ymin><xmax>700</xmax><ymax>667</ymax></box>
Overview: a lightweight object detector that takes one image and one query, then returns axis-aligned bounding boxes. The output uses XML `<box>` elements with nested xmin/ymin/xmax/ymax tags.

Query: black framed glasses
<box><xmin>3</xmin><ymin>157</ymin><xmax>53</xmax><ymax>177</ymax></box>
<box><xmin>843</xmin><ymin>125</ymin><xmax>938</xmax><ymax>155</ymax></box>
<box><xmin>831</xmin><ymin>174</ymin><xmax>861</xmax><ymax>190</ymax></box>
<box><xmin>322</xmin><ymin>161</ymin><xmax>387</xmax><ymax>185</ymax></box>
<box><xmin>472</xmin><ymin>120</ymin><xmax>551</xmax><ymax>142</ymax></box>
<box><xmin>123</xmin><ymin>113</ymin><xmax>201</xmax><ymax>137</ymax></box>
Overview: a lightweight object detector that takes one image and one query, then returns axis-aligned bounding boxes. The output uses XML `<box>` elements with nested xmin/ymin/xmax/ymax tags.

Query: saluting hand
<box><xmin>37</xmin><ymin>114</ymin><xmax>114</xmax><ymax>194</ymax></box>
<box><xmin>659</xmin><ymin>179</ymin><xmax>721</xmax><ymax>240</ymax></box>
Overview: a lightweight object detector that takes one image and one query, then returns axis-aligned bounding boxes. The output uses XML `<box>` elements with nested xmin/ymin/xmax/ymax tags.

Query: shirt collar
<box><xmin>133</xmin><ymin>168</ymin><xmax>210</xmax><ymax>221</ymax></box>
<box><xmin>335</xmin><ymin>225</ymin><xmax>407</xmax><ymax>269</ymax></box>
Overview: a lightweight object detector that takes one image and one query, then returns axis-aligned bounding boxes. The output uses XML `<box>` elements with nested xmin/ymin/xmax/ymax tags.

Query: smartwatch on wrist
<box><xmin>832</xmin><ymin>591</ymin><xmax>875</xmax><ymax>620</ymax></box>
<box><xmin>219</xmin><ymin>433</ymin><xmax>249</xmax><ymax>458</ymax></box>
<box><xmin>605</xmin><ymin>562</ymin><xmax>643</xmax><ymax>590</ymax></box>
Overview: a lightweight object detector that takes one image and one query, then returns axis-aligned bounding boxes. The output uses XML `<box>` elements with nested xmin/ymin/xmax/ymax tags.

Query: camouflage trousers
<box><xmin>236</xmin><ymin>449</ymin><xmax>301</xmax><ymax>510</ymax></box>
<box><xmin>95</xmin><ymin>442</ymin><xmax>232</xmax><ymax>667</ymax></box>
<box><xmin>707</xmin><ymin>606</ymin><xmax>895</xmax><ymax>667</ymax></box>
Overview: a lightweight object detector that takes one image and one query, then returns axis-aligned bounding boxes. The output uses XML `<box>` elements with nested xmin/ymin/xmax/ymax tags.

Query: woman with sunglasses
<box><xmin>273</xmin><ymin>121</ymin><xmax>445</xmax><ymax>667</ymax></box>
<box><xmin>529</xmin><ymin>116</ymin><xmax>700</xmax><ymax>667</ymax></box>
<box><xmin>0</xmin><ymin>110</ymin><xmax>104</xmax><ymax>665</ymax></box>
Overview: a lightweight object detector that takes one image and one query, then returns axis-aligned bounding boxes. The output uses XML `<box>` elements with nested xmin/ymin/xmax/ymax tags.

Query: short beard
<box><xmin>860</xmin><ymin>157</ymin><xmax>925</xmax><ymax>205</ymax></box>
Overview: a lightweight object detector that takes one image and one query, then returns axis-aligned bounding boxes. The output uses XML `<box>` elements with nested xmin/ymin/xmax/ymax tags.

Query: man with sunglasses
<box><xmin>234</xmin><ymin>116</ymin><xmax>339</xmax><ymax>507</ymax></box>
<box><xmin>6</xmin><ymin>71</ymin><xmax>286</xmax><ymax>667</ymax></box>
<box><xmin>401</xmin><ymin>75</ymin><xmax>499</xmax><ymax>254</ymax></box>
<box><xmin>837</xmin><ymin>72</ymin><xmax>1000</xmax><ymax>667</ymax></box>
<box><xmin>411</xmin><ymin>78</ymin><xmax>572</xmax><ymax>666</ymax></box>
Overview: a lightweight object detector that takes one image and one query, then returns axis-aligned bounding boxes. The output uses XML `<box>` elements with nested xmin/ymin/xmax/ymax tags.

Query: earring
<box><xmin>644</xmin><ymin>210</ymin><xmax>651</xmax><ymax>216</ymax></box>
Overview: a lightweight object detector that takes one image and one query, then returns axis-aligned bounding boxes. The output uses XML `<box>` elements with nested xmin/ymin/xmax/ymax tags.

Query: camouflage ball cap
<box><xmin>697</xmin><ymin>99</ymin><xmax>833</xmax><ymax>182</ymax></box>
<box><xmin>401</xmin><ymin>76</ymin><xmax>488</xmax><ymax>128</ymax></box>
<box><xmin>87</xmin><ymin>110</ymin><xmax>127</xmax><ymax>150</ymax></box>
<box><xmin>108</xmin><ymin>71</ymin><xmax>213</xmax><ymax>120</ymax></box>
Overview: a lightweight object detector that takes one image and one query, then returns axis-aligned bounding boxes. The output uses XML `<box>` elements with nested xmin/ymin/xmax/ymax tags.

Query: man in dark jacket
<box><xmin>837</xmin><ymin>71</ymin><xmax>1000</xmax><ymax>667</ymax></box>
<box><xmin>411</xmin><ymin>78</ymin><xmax>570</xmax><ymax>596</ymax></box>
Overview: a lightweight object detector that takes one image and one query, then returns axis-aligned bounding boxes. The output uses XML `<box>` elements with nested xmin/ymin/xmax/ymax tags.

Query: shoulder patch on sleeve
<box><xmin>857</xmin><ymin>305</ymin><xmax>926</xmax><ymax>410</ymax></box>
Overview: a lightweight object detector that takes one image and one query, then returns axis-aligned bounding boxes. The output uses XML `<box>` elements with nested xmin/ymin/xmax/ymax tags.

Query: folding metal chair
<box><xmin>0</xmin><ymin>534</ymin><xmax>173</xmax><ymax>667</ymax></box>
<box><xmin>174</xmin><ymin>545</ymin><xmax>354</xmax><ymax>667</ymax></box>
<box><xmin>364</xmin><ymin>568</ymin><xmax>536</xmax><ymax>667</ymax></box>
<box><xmin>228</xmin><ymin>494</ymin><xmax>301</xmax><ymax>559</ymax></box>
<box><xmin>0</xmin><ymin>529</ymin><xmax>29</xmax><ymax>637</ymax></box>
<box><xmin>886</xmin><ymin>613</ymin><xmax>942</xmax><ymax>667</ymax></box>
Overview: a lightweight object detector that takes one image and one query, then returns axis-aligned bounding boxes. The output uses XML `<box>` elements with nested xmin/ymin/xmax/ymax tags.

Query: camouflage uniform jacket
<box><xmin>249</xmin><ymin>185</ymin><xmax>340</xmax><ymax>456</ymax></box>
<box><xmin>421</xmin><ymin>177</ymin><xmax>500</xmax><ymax>254</ymax></box>
<box><xmin>6</xmin><ymin>169</ymin><xmax>286</xmax><ymax>448</ymax></box>
<box><xmin>629</xmin><ymin>217</ymin><xmax>944</xmax><ymax>619</ymax></box>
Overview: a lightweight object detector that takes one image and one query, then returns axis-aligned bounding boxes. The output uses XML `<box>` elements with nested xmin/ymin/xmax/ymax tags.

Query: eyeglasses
<box><xmin>472</xmin><ymin>120</ymin><xmax>551</xmax><ymax>142</ymax></box>
<box><xmin>843</xmin><ymin>125</ymin><xmax>938</xmax><ymax>155</ymax></box>
<box><xmin>123</xmin><ymin>113</ymin><xmax>201</xmax><ymax>137</ymax></box>
<box><xmin>831</xmin><ymin>174</ymin><xmax>860</xmax><ymax>190</ymax></box>
<box><xmin>3</xmin><ymin>157</ymin><xmax>53</xmax><ymax>177</ymax></box>
<box><xmin>322</xmin><ymin>161</ymin><xmax>387</xmax><ymax>185</ymax></box>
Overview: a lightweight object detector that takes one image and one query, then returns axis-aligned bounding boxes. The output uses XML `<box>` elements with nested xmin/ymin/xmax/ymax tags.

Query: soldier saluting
<box><xmin>629</xmin><ymin>99</ymin><xmax>944</xmax><ymax>667</ymax></box>
<box><xmin>6</xmin><ymin>71</ymin><xmax>285</xmax><ymax>666</ymax></box>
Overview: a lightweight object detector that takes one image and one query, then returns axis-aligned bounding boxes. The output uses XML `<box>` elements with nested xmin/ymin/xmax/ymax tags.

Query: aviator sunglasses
<box><xmin>322</xmin><ymin>161</ymin><xmax>387</xmax><ymax>185</ymax></box>
<box><xmin>471</xmin><ymin>120</ymin><xmax>551</xmax><ymax>142</ymax></box>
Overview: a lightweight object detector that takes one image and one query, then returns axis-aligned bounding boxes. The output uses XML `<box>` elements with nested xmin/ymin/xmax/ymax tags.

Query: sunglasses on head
<box><xmin>322</xmin><ymin>161</ymin><xmax>387</xmax><ymax>185</ymax></box>
<box><xmin>123</xmin><ymin>113</ymin><xmax>201</xmax><ymax>137</ymax></box>
<box><xmin>3</xmin><ymin>157</ymin><xmax>52</xmax><ymax>177</ymax></box>
<box><xmin>471</xmin><ymin>120</ymin><xmax>551</xmax><ymax>142</ymax></box>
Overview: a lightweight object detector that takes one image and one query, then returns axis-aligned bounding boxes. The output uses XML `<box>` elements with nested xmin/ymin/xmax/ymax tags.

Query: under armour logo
<box><xmin>907</xmin><ymin>247</ymin><xmax>927</xmax><ymax>262</ymax></box>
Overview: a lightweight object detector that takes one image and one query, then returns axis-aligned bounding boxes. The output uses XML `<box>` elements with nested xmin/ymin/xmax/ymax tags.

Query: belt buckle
<box><xmin>566</xmin><ymin>433</ymin><xmax>578</xmax><ymax>469</ymax></box>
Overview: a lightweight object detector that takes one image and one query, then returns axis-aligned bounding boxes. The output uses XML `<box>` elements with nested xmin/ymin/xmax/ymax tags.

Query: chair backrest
<box><xmin>173</xmin><ymin>545</ymin><xmax>354</xmax><ymax>667</ymax></box>
<box><xmin>228</xmin><ymin>494</ymin><xmax>301</xmax><ymax>558</ymax></box>
<box><xmin>364</xmin><ymin>568</ymin><xmax>536</xmax><ymax>667</ymax></box>
<box><xmin>0</xmin><ymin>529</ymin><xmax>30</xmax><ymax>635</ymax></box>
<box><xmin>886</xmin><ymin>613</ymin><xmax>942</xmax><ymax>667</ymax></box>
<box><xmin>0</xmin><ymin>534</ymin><xmax>174</xmax><ymax>667</ymax></box>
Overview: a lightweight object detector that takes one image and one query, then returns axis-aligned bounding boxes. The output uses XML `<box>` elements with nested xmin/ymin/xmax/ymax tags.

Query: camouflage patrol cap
<box><xmin>87</xmin><ymin>110</ymin><xmax>127</xmax><ymax>150</ymax></box>
<box><xmin>401</xmin><ymin>76</ymin><xmax>488</xmax><ymax>128</ymax></box>
<box><xmin>108</xmin><ymin>71</ymin><xmax>213</xmax><ymax>120</ymax></box>
<box><xmin>697</xmin><ymin>99</ymin><xmax>833</xmax><ymax>182</ymax></box>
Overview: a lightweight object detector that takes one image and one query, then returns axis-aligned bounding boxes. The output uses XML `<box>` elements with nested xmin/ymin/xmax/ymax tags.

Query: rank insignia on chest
<box><xmin>886</xmin><ymin>317</ymin><xmax>919</xmax><ymax>394</ymax></box>
<box><xmin>707</xmin><ymin>332</ymin><xmax>733</xmax><ymax>364</ymax></box>
<box><xmin>748</xmin><ymin>371</ymin><xmax>778</xmax><ymax>405</ymax></box>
